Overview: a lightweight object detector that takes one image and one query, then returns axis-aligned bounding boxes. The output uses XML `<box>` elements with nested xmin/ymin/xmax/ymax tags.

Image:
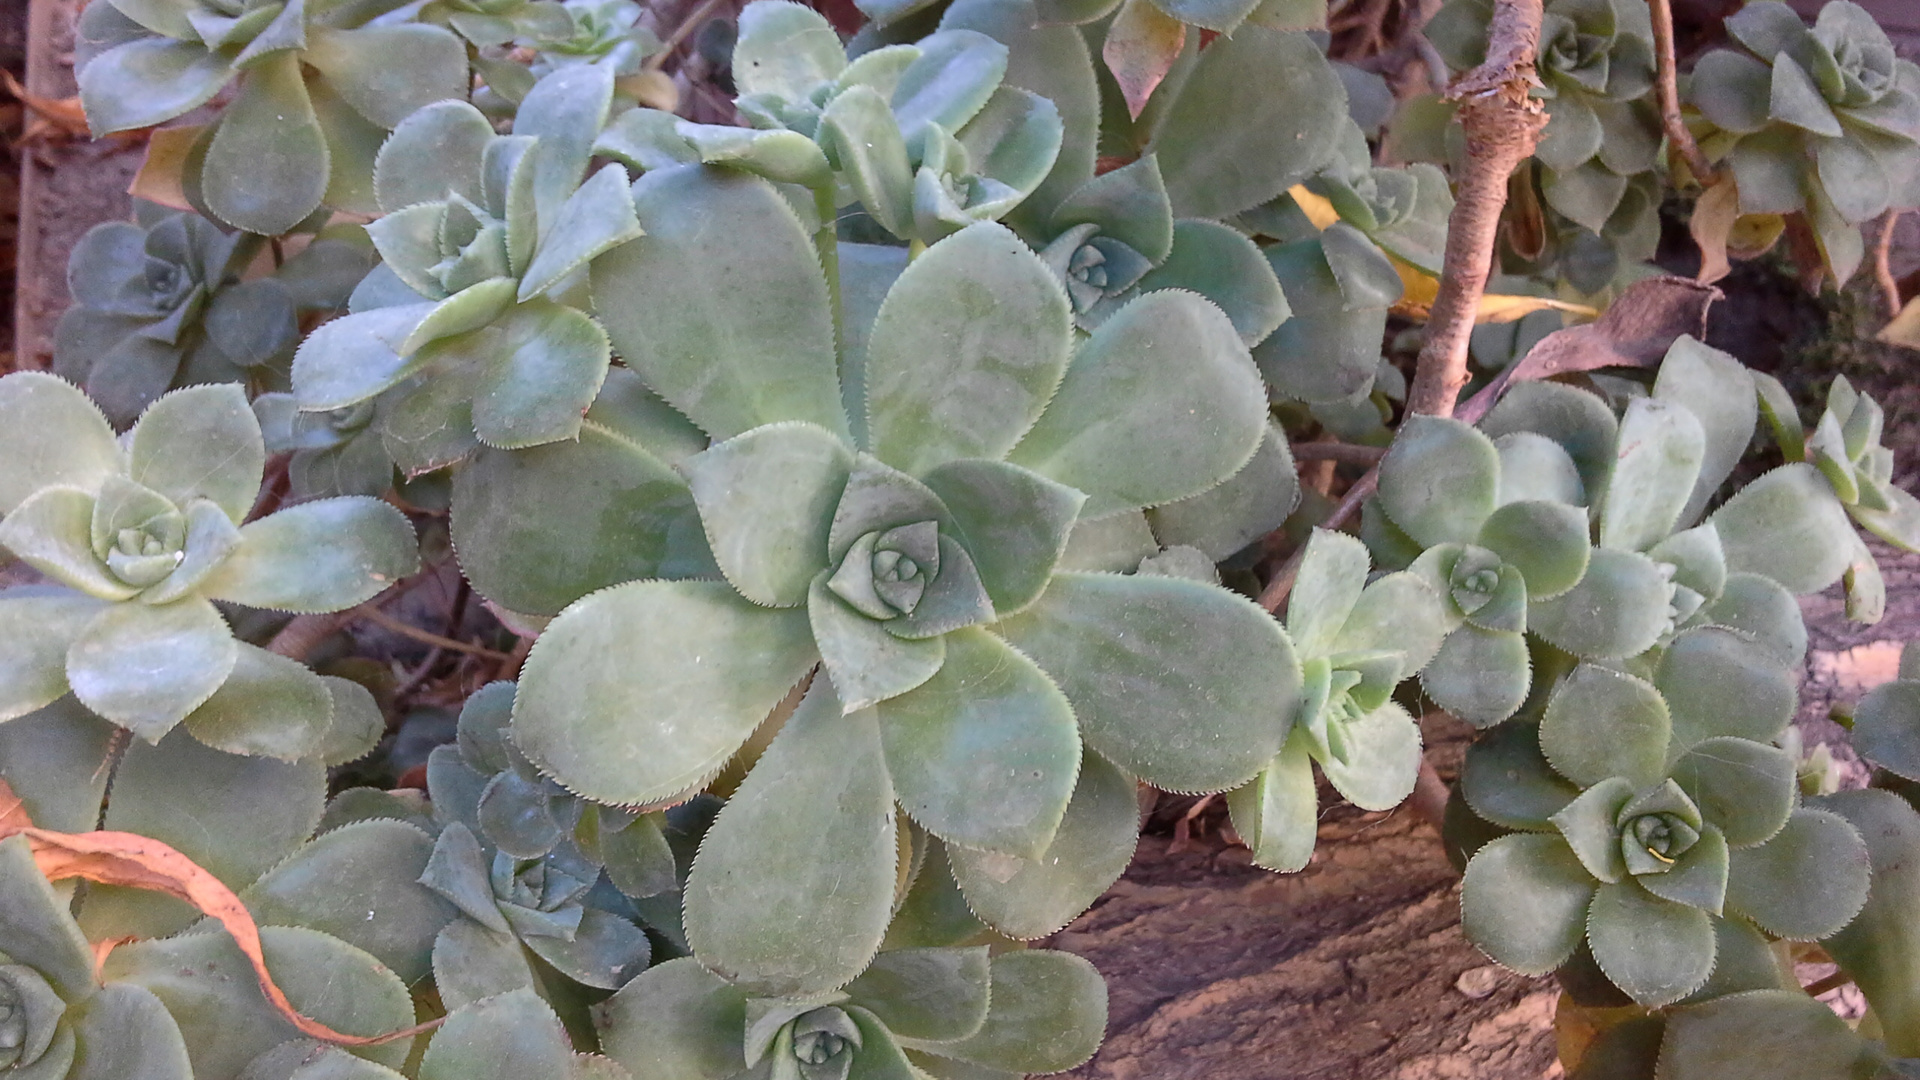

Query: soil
<box><xmin>12</xmin><ymin>1</ymin><xmax>1920</xmax><ymax>1075</ymax></box>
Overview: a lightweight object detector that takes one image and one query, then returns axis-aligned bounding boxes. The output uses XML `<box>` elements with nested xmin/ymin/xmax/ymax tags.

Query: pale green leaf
<box><xmin>594</xmin><ymin>957</ymin><xmax>750</xmax><ymax>1080</ymax></box>
<box><xmin>1459</xmin><ymin>833</ymin><xmax>1595</xmax><ymax>975</ymax></box>
<box><xmin>1376</xmin><ymin>415</ymin><xmax>1500</xmax><ymax>547</ymax></box>
<box><xmin>684</xmin><ymin>682</ymin><xmax>898</xmax><ymax>998</ymax></box>
<box><xmin>809</xmin><ymin>573</ymin><xmax>948</xmax><ymax>711</ymax></box>
<box><xmin>1725</xmin><ymin>808</ymin><xmax>1870</xmax><ymax>940</ymax></box>
<box><xmin>127</xmin><ymin>383</ymin><xmax>265</xmax><ymax>525</ymax></box>
<box><xmin>201</xmin><ymin>496</ymin><xmax>418</xmax><ymax>613</ymax></box>
<box><xmin>1599</xmin><ymin>398</ymin><xmax>1706</xmax><ymax>553</ymax></box>
<box><xmin>732</xmin><ymin>0</ymin><xmax>846</xmax><ymax>98</ymax></box>
<box><xmin>1587</xmin><ymin>881</ymin><xmax>1716</xmax><ymax>1007</ymax></box>
<box><xmin>878</xmin><ymin>627</ymin><xmax>1079</xmax><ymax>858</ymax></box>
<box><xmin>1526</xmin><ymin>547</ymin><xmax>1673</xmax><ymax>660</ymax></box>
<box><xmin>303</xmin><ymin>24</ymin><xmax>467</xmax><ymax>131</ymax></box>
<box><xmin>1657</xmin><ymin>626</ymin><xmax>1797</xmax><ymax>752</ymax></box>
<box><xmin>1459</xmin><ymin>720</ymin><xmax>1578</xmax><ymax>830</ymax></box>
<box><xmin>513</xmin><ymin>579</ymin><xmax>818</xmax><ymax>804</ymax></box>
<box><xmin>181</xmin><ymin>642</ymin><xmax>334</xmax><ymax>760</ymax></box>
<box><xmin>0</xmin><ymin>372</ymin><xmax>121</xmax><ymax>515</ymax></box>
<box><xmin>201</xmin><ymin>53</ymin><xmax>327</xmax><ymax>235</ymax></box>
<box><xmin>1009</xmin><ymin>290</ymin><xmax>1265</xmax><ymax>516</ymax></box>
<box><xmin>920</xmin><ymin>950</ymin><xmax>1106</xmax><ymax>1074</ymax></box>
<box><xmin>592</xmin><ymin>166</ymin><xmax>847</xmax><ymax>441</ymax></box>
<box><xmin>67</xmin><ymin>596</ymin><xmax>235</xmax><ymax>741</ymax></box>
<box><xmin>418</xmin><ymin>989</ymin><xmax>575</xmax><ymax>1080</ymax></box>
<box><xmin>0</xmin><ymin>593</ymin><xmax>104</xmax><ymax>720</ymax></box>
<box><xmin>1419</xmin><ymin>623</ymin><xmax>1530</xmax><ymax>727</ymax></box>
<box><xmin>867</xmin><ymin>223</ymin><xmax>1072</xmax><ymax>475</ymax></box>
<box><xmin>1539</xmin><ymin>664</ymin><xmax>1671</xmax><ymax>789</ymax></box>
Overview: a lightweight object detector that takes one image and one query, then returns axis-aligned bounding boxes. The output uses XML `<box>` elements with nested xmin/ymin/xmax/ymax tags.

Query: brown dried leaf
<box><xmin>0</xmin><ymin>779</ymin><xmax>437</xmax><ymax>1048</ymax></box>
<box><xmin>1456</xmin><ymin>274</ymin><xmax>1720</xmax><ymax>424</ymax></box>
<box><xmin>0</xmin><ymin>70</ymin><xmax>90</xmax><ymax>142</ymax></box>
<box><xmin>1103</xmin><ymin>0</ymin><xmax>1186</xmax><ymax>120</ymax></box>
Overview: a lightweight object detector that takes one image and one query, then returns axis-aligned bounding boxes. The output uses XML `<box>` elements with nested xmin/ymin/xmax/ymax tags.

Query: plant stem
<box><xmin>1290</xmin><ymin>442</ymin><xmax>1389</xmax><ymax>465</ymax></box>
<box><xmin>1877</xmin><ymin>210</ymin><xmax>1905</xmax><ymax>319</ymax></box>
<box><xmin>1648</xmin><ymin>0</ymin><xmax>1718</xmax><ymax>185</ymax></box>
<box><xmin>1405</xmin><ymin>0</ymin><xmax>1547</xmax><ymax>418</ymax></box>
<box><xmin>815</xmin><ymin>185</ymin><xmax>844</xmax><ymax>353</ymax></box>
<box><xmin>644</xmin><ymin>0</ymin><xmax>730</xmax><ymax>72</ymax></box>
<box><xmin>355</xmin><ymin>604</ymin><xmax>513</xmax><ymax>662</ymax></box>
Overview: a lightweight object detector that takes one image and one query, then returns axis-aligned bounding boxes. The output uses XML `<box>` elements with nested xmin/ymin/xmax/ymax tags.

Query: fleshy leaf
<box><xmin>513</xmin><ymin>580</ymin><xmax>819</xmax><ymax>804</ymax></box>
<box><xmin>996</xmin><ymin>571</ymin><xmax>1296</xmax><ymax>793</ymax></box>
<box><xmin>200</xmin><ymin>497</ymin><xmax>417</xmax><ymax>613</ymax></box>
<box><xmin>180</xmin><ymin>643</ymin><xmax>334</xmax><ymax>761</ymax></box>
<box><xmin>592</xmin><ymin>165</ymin><xmax>848</xmax><ymax>441</ymax></box>
<box><xmin>417</xmin><ymin>989</ymin><xmax>576</xmax><ymax>1080</ymax></box>
<box><xmin>1599</xmin><ymin>398</ymin><xmax>1706</xmax><ymax>553</ymax></box>
<box><xmin>1459</xmin><ymin>721</ymin><xmax>1578</xmax><ymax>830</ymax></box>
<box><xmin>920</xmin><ymin>950</ymin><xmax>1106</xmax><ymax>1074</ymax></box>
<box><xmin>1658</xmin><ymin>990</ymin><xmax>1880</xmax><ymax>1080</ymax></box>
<box><xmin>0</xmin><ymin>372</ymin><xmax>122</xmax><ymax>514</ymax></box>
<box><xmin>684</xmin><ymin>681</ymin><xmax>898</xmax><ymax>998</ymax></box>
<box><xmin>866</xmin><ymin>224</ymin><xmax>1072</xmax><ymax>475</ymax></box>
<box><xmin>921</xmin><ymin>459</ymin><xmax>1084</xmax><ymax>617</ymax></box>
<box><xmin>1418</xmin><ymin>623</ymin><xmax>1531</xmax><ymax>727</ymax></box>
<box><xmin>1008</xmin><ymin>290</ymin><xmax>1265</xmax><ymax>516</ymax></box>
<box><xmin>1670</xmin><ymin>737</ymin><xmax>1796</xmax><ymax>848</ymax></box>
<box><xmin>594</xmin><ymin>957</ymin><xmax>749</xmax><ymax>1080</ymax></box>
<box><xmin>1316</xmin><ymin>701</ymin><xmax>1422</xmax><ymax>812</ymax></box>
<box><xmin>201</xmin><ymin>53</ymin><xmax>328</xmax><ymax>235</ymax></box>
<box><xmin>1710</xmin><ymin>463</ymin><xmax>1857</xmax><ymax>594</ymax></box>
<box><xmin>1586</xmin><ymin>881</ymin><xmax>1716</xmax><ymax>1007</ymax></box>
<box><xmin>1476</xmin><ymin>499</ymin><xmax>1591</xmax><ymax>600</ymax></box>
<box><xmin>67</xmin><ymin>596</ymin><xmax>236</xmax><ymax>741</ymax></box>
<box><xmin>944</xmin><ymin>749</ymin><xmax>1138</xmax><ymax>939</ymax></box>
<box><xmin>1226</xmin><ymin>731</ymin><xmax>1318</xmax><ymax>871</ymax></box>
<box><xmin>845</xmin><ymin>947</ymin><xmax>991</xmax><ymax>1043</ymax></box>
<box><xmin>1459</xmin><ymin>833</ymin><xmax>1595</xmax><ymax>975</ymax></box>
<box><xmin>878</xmin><ymin>627</ymin><xmax>1079</xmax><ymax>858</ymax></box>
<box><xmin>731</xmin><ymin>0</ymin><xmax>846</xmax><ymax>99</ymax></box>
<box><xmin>1657</xmin><ymin>626</ymin><xmax>1797</xmax><ymax>752</ymax></box>
<box><xmin>1149</xmin><ymin>26</ymin><xmax>1348</xmax><ymax>218</ymax></box>
<box><xmin>1376</xmin><ymin>415</ymin><xmax>1499</xmax><ymax>547</ymax></box>
<box><xmin>1653</xmin><ymin>336</ymin><xmax>1758</xmax><ymax>526</ymax></box>
<box><xmin>809</xmin><ymin>574</ymin><xmax>948</xmax><ymax>711</ymax></box>
<box><xmin>681</xmin><ymin>422</ymin><xmax>853</xmax><ymax>608</ymax></box>
<box><xmin>0</xmin><ymin>594</ymin><xmax>104</xmax><ymax>720</ymax></box>
<box><xmin>1724</xmin><ymin>808</ymin><xmax>1870</xmax><ymax>940</ymax></box>
<box><xmin>1526</xmin><ymin>548</ymin><xmax>1673</xmax><ymax>660</ymax></box>
<box><xmin>1538</xmin><ymin>664</ymin><xmax>1671</xmax><ymax>789</ymax></box>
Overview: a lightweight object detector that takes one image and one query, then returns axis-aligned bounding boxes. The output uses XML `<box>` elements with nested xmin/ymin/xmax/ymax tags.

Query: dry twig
<box><xmin>1876</xmin><ymin>210</ymin><xmax>1905</xmax><ymax>319</ymax></box>
<box><xmin>1648</xmin><ymin>0</ymin><xmax>1718</xmax><ymax>185</ymax></box>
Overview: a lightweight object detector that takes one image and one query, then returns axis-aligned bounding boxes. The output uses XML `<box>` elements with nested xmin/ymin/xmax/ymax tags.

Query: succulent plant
<box><xmin>416</xmin><ymin>0</ymin><xmax>573</xmax><ymax>48</ymax></box>
<box><xmin>1458</xmin><ymin>649</ymin><xmax>1870</xmax><ymax>1008</ymax></box>
<box><xmin>1687</xmin><ymin>0</ymin><xmax>1920</xmax><ymax>284</ymax></box>
<box><xmin>1741</xmin><ymin>371</ymin><xmax>1920</xmax><ymax>622</ymax></box>
<box><xmin>418</xmin><ymin>683</ymin><xmax>671</xmax><ymax>1009</ymax></box>
<box><xmin>1228</xmin><ymin>529</ymin><xmax>1448</xmax><ymax>871</ymax></box>
<box><xmin>596</xmin><ymin>947</ymin><xmax>1107</xmax><ymax>1080</ymax></box>
<box><xmin>1429</xmin><ymin>0</ymin><xmax>1658</xmax><ymax>235</ymax></box>
<box><xmin>73</xmin><ymin>0</ymin><xmax>468</xmax><ymax>234</ymax></box>
<box><xmin>1367</xmin><ymin>412</ymin><xmax>1610</xmax><ymax>726</ymax></box>
<box><xmin>528</xmin><ymin>0</ymin><xmax>661</xmax><ymax>75</ymax></box>
<box><xmin>497</xmin><ymin>173</ymin><xmax>1293</xmax><ymax>998</ymax></box>
<box><xmin>728</xmin><ymin>2</ymin><xmax>1064</xmax><ymax>244</ymax></box>
<box><xmin>0</xmin><ymin>373</ymin><xmax>416</xmax><ymax>754</ymax></box>
<box><xmin>54</xmin><ymin>207</ymin><xmax>288</xmax><ymax>426</ymax></box>
<box><xmin>0</xmin><ymin>834</ymin><xmax>199</xmax><ymax>1080</ymax></box>
<box><xmin>291</xmin><ymin>64</ymin><xmax>639</xmax><ymax>475</ymax></box>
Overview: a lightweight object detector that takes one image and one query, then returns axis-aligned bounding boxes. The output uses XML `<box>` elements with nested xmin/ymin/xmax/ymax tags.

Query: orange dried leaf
<box><xmin>0</xmin><ymin>70</ymin><xmax>91</xmax><ymax>141</ymax></box>
<box><xmin>1691</xmin><ymin>179</ymin><xmax>1739</xmax><ymax>286</ymax></box>
<box><xmin>0</xmin><ymin>779</ymin><xmax>437</xmax><ymax>1048</ymax></box>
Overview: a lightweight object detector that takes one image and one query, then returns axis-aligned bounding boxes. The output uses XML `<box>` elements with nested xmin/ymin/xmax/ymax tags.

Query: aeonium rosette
<box><xmin>502</xmin><ymin>167</ymin><xmax>1300</xmax><ymax>1000</ymax></box>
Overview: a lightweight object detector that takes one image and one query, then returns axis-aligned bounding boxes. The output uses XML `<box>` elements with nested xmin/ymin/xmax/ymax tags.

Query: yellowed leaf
<box><xmin>1878</xmin><ymin>295</ymin><xmax>1920</xmax><ymax>351</ymax></box>
<box><xmin>1286</xmin><ymin>183</ymin><xmax>1341</xmax><ymax>230</ymax></box>
<box><xmin>0</xmin><ymin>779</ymin><xmax>437</xmax><ymax>1048</ymax></box>
<box><xmin>129</xmin><ymin>125</ymin><xmax>204</xmax><ymax>213</ymax></box>
<box><xmin>1389</xmin><ymin>253</ymin><xmax>1595</xmax><ymax>323</ymax></box>
<box><xmin>616</xmin><ymin>71</ymin><xmax>679</xmax><ymax>113</ymax></box>
<box><xmin>1690</xmin><ymin>179</ymin><xmax>1739</xmax><ymax>285</ymax></box>
<box><xmin>1103</xmin><ymin>0</ymin><xmax>1186</xmax><ymax>121</ymax></box>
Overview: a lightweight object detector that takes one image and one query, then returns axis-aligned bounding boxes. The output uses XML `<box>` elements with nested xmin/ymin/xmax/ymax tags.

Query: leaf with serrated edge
<box><xmin>513</xmin><ymin>579</ymin><xmax>819</xmax><ymax>804</ymax></box>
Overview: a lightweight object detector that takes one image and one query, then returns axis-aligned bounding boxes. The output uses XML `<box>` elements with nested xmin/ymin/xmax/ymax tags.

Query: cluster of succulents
<box><xmin>1687</xmin><ymin>0</ymin><xmax>1920</xmax><ymax>285</ymax></box>
<box><xmin>23</xmin><ymin>0</ymin><xmax>1920</xmax><ymax>1074</ymax></box>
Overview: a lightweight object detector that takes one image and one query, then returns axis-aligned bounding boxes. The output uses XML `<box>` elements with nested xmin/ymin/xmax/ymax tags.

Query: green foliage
<box><xmin>74</xmin><ymin>0</ymin><xmax>469</xmax><ymax>233</ymax></box>
<box><xmin>1687</xmin><ymin>0</ymin><xmax>1920</xmax><ymax>283</ymax></box>
<box><xmin>0</xmin><ymin>374</ymin><xmax>416</xmax><ymax>750</ymax></box>
<box><xmin>35</xmin><ymin>0</ymin><xmax>1920</xmax><ymax>1073</ymax></box>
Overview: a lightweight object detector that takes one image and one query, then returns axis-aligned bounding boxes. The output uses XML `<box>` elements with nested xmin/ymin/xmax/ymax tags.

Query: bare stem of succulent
<box><xmin>267</xmin><ymin>610</ymin><xmax>359</xmax><ymax>660</ymax></box>
<box><xmin>1649</xmin><ymin>0</ymin><xmax>1717</xmax><ymax>185</ymax></box>
<box><xmin>1291</xmin><ymin>442</ymin><xmax>1389</xmax><ymax>465</ymax></box>
<box><xmin>1409</xmin><ymin>756</ymin><xmax>1450</xmax><ymax>830</ymax></box>
<box><xmin>644</xmin><ymin>0</ymin><xmax>730</xmax><ymax>72</ymax></box>
<box><xmin>1876</xmin><ymin>210</ymin><xmax>1905</xmax><ymax>319</ymax></box>
<box><xmin>1406</xmin><ymin>0</ymin><xmax>1547</xmax><ymax>419</ymax></box>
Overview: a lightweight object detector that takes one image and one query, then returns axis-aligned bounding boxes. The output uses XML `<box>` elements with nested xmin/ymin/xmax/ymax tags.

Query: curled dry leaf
<box><xmin>1457</xmin><ymin>274</ymin><xmax>1720</xmax><ymax>424</ymax></box>
<box><xmin>0</xmin><ymin>779</ymin><xmax>439</xmax><ymax>1048</ymax></box>
<box><xmin>128</xmin><ymin>126</ymin><xmax>204</xmax><ymax>213</ymax></box>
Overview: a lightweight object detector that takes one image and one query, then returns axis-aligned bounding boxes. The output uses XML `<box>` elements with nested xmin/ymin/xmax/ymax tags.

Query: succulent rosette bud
<box><xmin>1228</xmin><ymin>529</ymin><xmax>1449</xmax><ymax>871</ymax></box>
